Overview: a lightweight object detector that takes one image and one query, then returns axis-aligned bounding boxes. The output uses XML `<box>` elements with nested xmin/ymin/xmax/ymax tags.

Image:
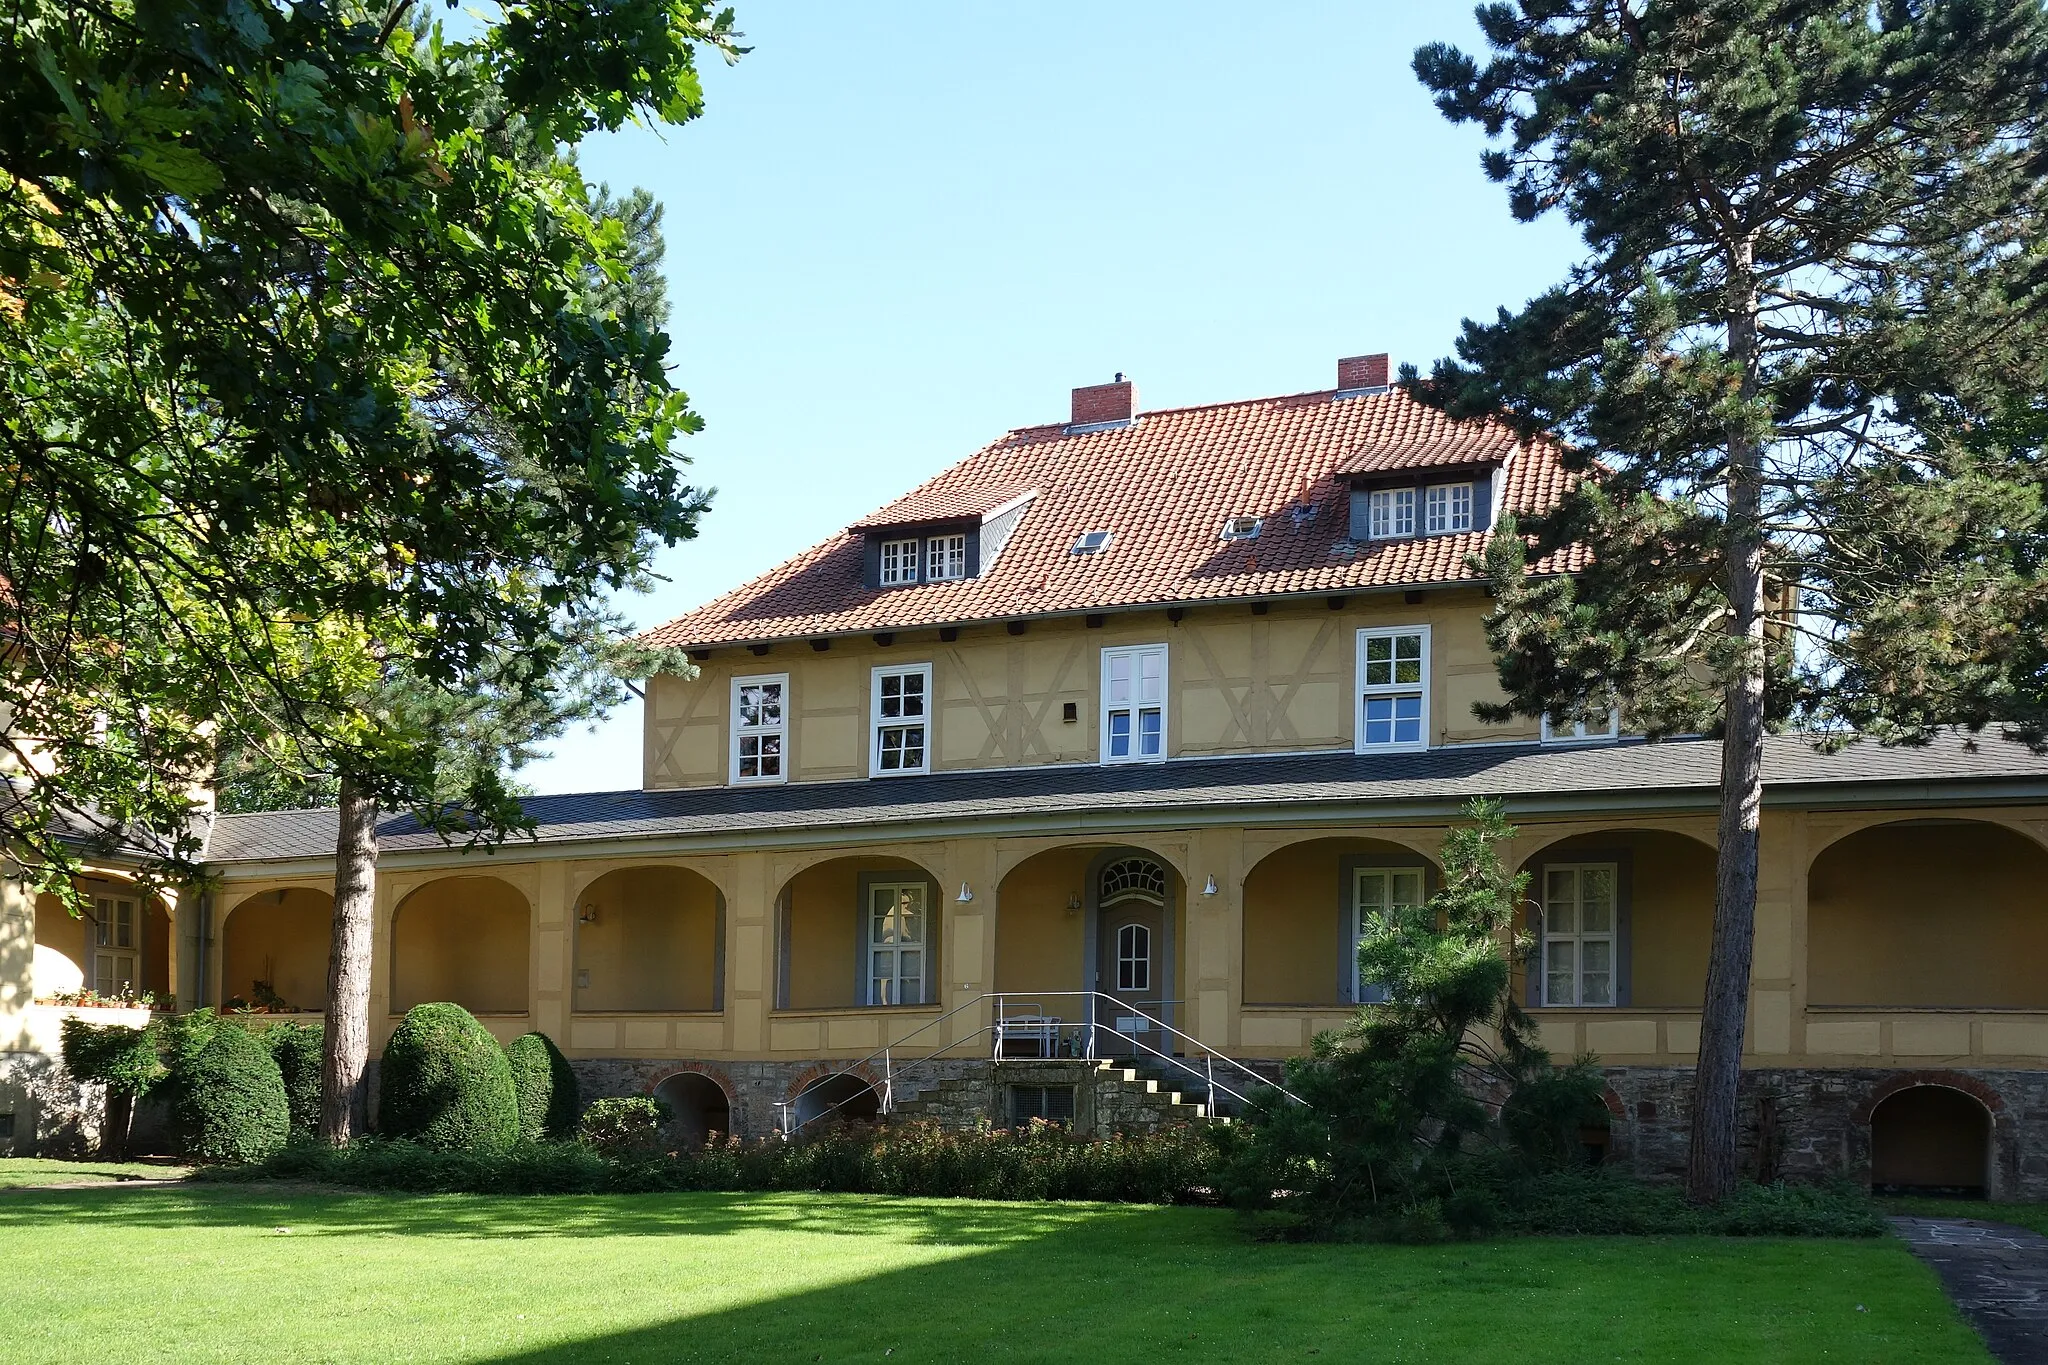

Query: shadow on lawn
<box><xmin>0</xmin><ymin>1182</ymin><xmax>1142</xmax><ymax>1247</ymax></box>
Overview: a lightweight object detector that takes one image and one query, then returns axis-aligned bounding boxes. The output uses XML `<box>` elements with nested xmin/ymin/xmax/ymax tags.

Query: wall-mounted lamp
<box><xmin>1202</xmin><ymin>876</ymin><xmax>1219</xmax><ymax>897</ymax></box>
<box><xmin>1065</xmin><ymin>893</ymin><xmax>1083</xmax><ymax>915</ymax></box>
<box><xmin>956</xmin><ymin>883</ymin><xmax>975</xmax><ymax>904</ymax></box>
<box><xmin>577</xmin><ymin>903</ymin><xmax>599</xmax><ymax>924</ymax></box>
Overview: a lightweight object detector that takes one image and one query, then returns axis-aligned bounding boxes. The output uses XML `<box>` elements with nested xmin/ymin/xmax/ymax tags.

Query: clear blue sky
<box><xmin>521</xmin><ymin>1</ymin><xmax>1582</xmax><ymax>795</ymax></box>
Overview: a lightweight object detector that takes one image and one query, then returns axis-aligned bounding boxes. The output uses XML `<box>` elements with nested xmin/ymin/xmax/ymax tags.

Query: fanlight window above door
<box><xmin>1099</xmin><ymin>857</ymin><xmax>1168</xmax><ymax>907</ymax></box>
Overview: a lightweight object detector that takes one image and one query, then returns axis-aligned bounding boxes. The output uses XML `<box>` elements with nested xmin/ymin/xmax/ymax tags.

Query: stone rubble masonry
<box><xmin>568</xmin><ymin>1055</ymin><xmax>1209</xmax><ymax>1138</ymax></box>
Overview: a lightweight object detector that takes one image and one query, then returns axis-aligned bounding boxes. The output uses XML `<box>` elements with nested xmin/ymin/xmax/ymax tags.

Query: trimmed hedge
<box><xmin>265</xmin><ymin>1021</ymin><xmax>325</xmax><ymax>1138</ymax></box>
<box><xmin>377</xmin><ymin>1003</ymin><xmax>518</xmax><ymax>1152</ymax></box>
<box><xmin>172</xmin><ymin>1023</ymin><xmax>290</xmax><ymax>1163</ymax></box>
<box><xmin>217</xmin><ymin>1120</ymin><xmax>1221</xmax><ymax>1204</ymax></box>
<box><xmin>505</xmin><ymin>1031</ymin><xmax>578</xmax><ymax>1142</ymax></box>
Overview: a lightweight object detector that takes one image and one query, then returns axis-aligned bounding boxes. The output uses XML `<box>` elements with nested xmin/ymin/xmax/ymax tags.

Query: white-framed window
<box><xmin>871</xmin><ymin>663</ymin><xmax>932</xmax><ymax>776</ymax></box>
<box><xmin>730</xmin><ymin>673</ymin><xmax>789</xmax><ymax>785</ymax></box>
<box><xmin>1101</xmin><ymin>643</ymin><xmax>1167</xmax><ymax>763</ymax></box>
<box><xmin>1355</xmin><ymin>625</ymin><xmax>1429</xmax><ymax>752</ymax></box>
<box><xmin>1115</xmin><ymin>922</ymin><xmax>1152</xmax><ymax>993</ymax></box>
<box><xmin>1424</xmin><ymin>482</ymin><xmax>1474</xmax><ymax>534</ymax></box>
<box><xmin>91</xmin><ymin>893</ymin><xmax>139</xmax><ymax>996</ymax></box>
<box><xmin>1354</xmin><ymin>866</ymin><xmax>1425</xmax><ymax>1003</ymax></box>
<box><xmin>1542</xmin><ymin>708</ymin><xmax>1621</xmax><ymax>744</ymax></box>
<box><xmin>1541</xmin><ymin>863</ymin><xmax>1617</xmax><ymax>1007</ymax></box>
<box><xmin>1219</xmin><ymin>515</ymin><xmax>1263</xmax><ymax>541</ymax></box>
<box><xmin>866</xmin><ymin>880</ymin><xmax>928</xmax><ymax>1005</ymax></box>
<box><xmin>879</xmin><ymin>537</ymin><xmax>920</xmax><ymax>586</ymax></box>
<box><xmin>925</xmin><ymin>533</ymin><xmax>968</xmax><ymax>582</ymax></box>
<box><xmin>1368</xmin><ymin>487</ymin><xmax>1415</xmax><ymax>539</ymax></box>
<box><xmin>1071</xmin><ymin>530</ymin><xmax>1113</xmax><ymax>555</ymax></box>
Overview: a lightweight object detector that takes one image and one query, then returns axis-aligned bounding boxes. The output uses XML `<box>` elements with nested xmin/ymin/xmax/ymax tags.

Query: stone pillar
<box><xmin>942</xmin><ymin>836</ymin><xmax>998</xmax><ymax>1051</ymax></box>
<box><xmin>0</xmin><ymin>858</ymin><xmax>33</xmax><ymax>1053</ymax></box>
<box><xmin>1186</xmin><ymin>827</ymin><xmax>1243</xmax><ymax>1048</ymax></box>
<box><xmin>534</xmin><ymin>862</ymin><xmax>570</xmax><ymax>1043</ymax></box>
<box><xmin>1750</xmin><ymin>811</ymin><xmax>1798</xmax><ymax>1060</ymax></box>
<box><xmin>725</xmin><ymin>851</ymin><xmax>772</xmax><ymax>1056</ymax></box>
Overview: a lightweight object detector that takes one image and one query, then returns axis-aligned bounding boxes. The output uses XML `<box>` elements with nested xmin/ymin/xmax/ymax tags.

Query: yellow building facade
<box><xmin>7</xmin><ymin>365</ymin><xmax>2048</xmax><ymax>1197</ymax></box>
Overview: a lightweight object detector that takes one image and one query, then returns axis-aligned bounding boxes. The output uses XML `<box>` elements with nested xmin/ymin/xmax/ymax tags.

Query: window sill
<box><xmin>570</xmin><ymin>1009</ymin><xmax>723</xmax><ymax>1019</ymax></box>
<box><xmin>1806</xmin><ymin>1005</ymin><xmax>2048</xmax><ymax>1015</ymax></box>
<box><xmin>772</xmin><ymin>1004</ymin><xmax>946</xmax><ymax>1018</ymax></box>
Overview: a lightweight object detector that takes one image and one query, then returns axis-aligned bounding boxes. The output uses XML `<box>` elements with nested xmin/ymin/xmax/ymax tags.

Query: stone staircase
<box><xmin>883</xmin><ymin>1058</ymin><xmax>1215</xmax><ymax>1135</ymax></box>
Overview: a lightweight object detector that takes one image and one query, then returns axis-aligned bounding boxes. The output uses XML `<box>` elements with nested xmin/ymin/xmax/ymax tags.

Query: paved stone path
<box><xmin>1891</xmin><ymin>1216</ymin><xmax>2048</xmax><ymax>1365</ymax></box>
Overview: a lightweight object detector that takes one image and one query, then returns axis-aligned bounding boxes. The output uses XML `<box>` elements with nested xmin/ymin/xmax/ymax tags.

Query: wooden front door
<box><xmin>1097</xmin><ymin>902</ymin><xmax>1163</xmax><ymax>1055</ymax></box>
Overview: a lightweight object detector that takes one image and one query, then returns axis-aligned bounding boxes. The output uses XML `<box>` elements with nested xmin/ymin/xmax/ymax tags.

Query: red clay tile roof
<box><xmin>643</xmin><ymin>386</ymin><xmax>1584</xmax><ymax>651</ymax></box>
<box><xmin>850</xmin><ymin>485</ymin><xmax>1037</xmax><ymax>531</ymax></box>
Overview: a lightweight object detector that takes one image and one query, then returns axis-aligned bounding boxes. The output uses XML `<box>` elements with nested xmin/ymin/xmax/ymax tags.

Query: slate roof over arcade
<box><xmin>640</xmin><ymin>381</ymin><xmax>1582</xmax><ymax>652</ymax></box>
<box><xmin>202</xmin><ymin>733</ymin><xmax>2048</xmax><ymax>867</ymax></box>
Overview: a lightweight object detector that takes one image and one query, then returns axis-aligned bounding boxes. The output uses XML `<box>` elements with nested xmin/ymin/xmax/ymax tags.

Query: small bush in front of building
<box><xmin>377</xmin><ymin>1003</ymin><xmax>518</xmax><ymax>1152</ymax></box>
<box><xmin>578</xmin><ymin>1095</ymin><xmax>671</xmax><ymax>1162</ymax></box>
<box><xmin>172</xmin><ymin>1022</ymin><xmax>290</xmax><ymax>1163</ymax></box>
<box><xmin>1491</xmin><ymin>1169</ymin><xmax>1886</xmax><ymax>1238</ymax></box>
<box><xmin>505</xmin><ymin>1031</ymin><xmax>579</xmax><ymax>1142</ymax></box>
<box><xmin>264</xmin><ymin>1021</ymin><xmax>325</xmax><ymax>1138</ymax></box>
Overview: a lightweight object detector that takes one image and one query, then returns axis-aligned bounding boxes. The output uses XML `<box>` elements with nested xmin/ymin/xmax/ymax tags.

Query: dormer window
<box><xmin>1425</xmin><ymin>483</ymin><xmax>1474</xmax><ymax>534</ymax></box>
<box><xmin>926</xmin><ymin>533</ymin><xmax>968</xmax><ymax>582</ymax></box>
<box><xmin>1367</xmin><ymin>488</ymin><xmax>1415</xmax><ymax>540</ymax></box>
<box><xmin>1220</xmin><ymin>516</ymin><xmax>1262</xmax><ymax>541</ymax></box>
<box><xmin>879</xmin><ymin>538</ymin><xmax>920</xmax><ymax>587</ymax></box>
<box><xmin>1071</xmin><ymin>530</ymin><xmax>1113</xmax><ymax>555</ymax></box>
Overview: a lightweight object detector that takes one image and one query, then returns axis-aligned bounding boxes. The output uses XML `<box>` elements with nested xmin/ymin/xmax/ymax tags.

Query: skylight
<box><xmin>1219</xmin><ymin>516</ymin><xmax>1262</xmax><ymax>541</ymax></box>
<box><xmin>1070</xmin><ymin>530</ymin><xmax>1113</xmax><ymax>555</ymax></box>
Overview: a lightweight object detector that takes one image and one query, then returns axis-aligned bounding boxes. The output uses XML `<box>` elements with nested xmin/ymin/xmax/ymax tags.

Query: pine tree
<box><xmin>1412</xmin><ymin>0</ymin><xmax>2048</xmax><ymax>1201</ymax></box>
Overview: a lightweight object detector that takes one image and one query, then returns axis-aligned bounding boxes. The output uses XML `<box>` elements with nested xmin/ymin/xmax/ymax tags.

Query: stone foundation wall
<box><xmin>1598</xmin><ymin>1066</ymin><xmax>2048</xmax><ymax>1201</ymax></box>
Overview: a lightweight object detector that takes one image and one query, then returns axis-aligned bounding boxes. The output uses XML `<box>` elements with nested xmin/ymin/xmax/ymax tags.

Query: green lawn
<box><xmin>1884</xmin><ymin>1195</ymin><xmax>2048</xmax><ymax>1236</ymax></box>
<box><xmin>0</xmin><ymin>1183</ymin><xmax>1984</xmax><ymax>1364</ymax></box>
<box><xmin>0</xmin><ymin>1156</ymin><xmax>189</xmax><ymax>1187</ymax></box>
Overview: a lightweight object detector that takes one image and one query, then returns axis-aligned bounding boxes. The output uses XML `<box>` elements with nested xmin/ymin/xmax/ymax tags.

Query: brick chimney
<box><xmin>1071</xmin><ymin>374</ymin><xmax>1137</xmax><ymax>427</ymax></box>
<box><xmin>1337</xmin><ymin>353</ymin><xmax>1390</xmax><ymax>392</ymax></box>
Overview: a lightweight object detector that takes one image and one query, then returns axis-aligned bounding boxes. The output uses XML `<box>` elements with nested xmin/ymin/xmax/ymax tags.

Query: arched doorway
<box><xmin>391</xmin><ymin>876</ymin><xmax>531</xmax><ymax>1015</ymax></box>
<box><xmin>790</xmin><ymin>1073</ymin><xmax>881</xmax><ymax>1129</ymax></box>
<box><xmin>653</xmin><ymin>1073</ymin><xmax>733</xmax><ymax>1149</ymax></box>
<box><xmin>573</xmin><ymin>866</ymin><xmax>723</xmax><ymax>1013</ymax></box>
<box><xmin>1090</xmin><ymin>852</ymin><xmax>1179</xmax><ymax>1054</ymax></box>
<box><xmin>221</xmin><ymin>889</ymin><xmax>333</xmax><ymax>1012</ymax></box>
<box><xmin>1870</xmin><ymin>1085</ymin><xmax>1991</xmax><ymax>1196</ymax></box>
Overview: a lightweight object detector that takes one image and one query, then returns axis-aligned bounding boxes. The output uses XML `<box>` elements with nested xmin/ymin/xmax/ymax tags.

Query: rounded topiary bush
<box><xmin>172</xmin><ymin>1023</ymin><xmax>290</xmax><ymax>1163</ymax></box>
<box><xmin>265</xmin><ymin>1020</ymin><xmax>325</xmax><ymax>1139</ymax></box>
<box><xmin>378</xmin><ymin>1002</ymin><xmax>518</xmax><ymax>1152</ymax></box>
<box><xmin>505</xmin><ymin>1031</ymin><xmax>579</xmax><ymax>1143</ymax></box>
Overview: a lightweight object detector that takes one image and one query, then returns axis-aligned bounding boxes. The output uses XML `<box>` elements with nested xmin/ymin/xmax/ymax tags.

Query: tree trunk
<box><xmin>101</xmin><ymin>1090</ymin><xmax>132</xmax><ymax>1160</ymax></box>
<box><xmin>1689</xmin><ymin>250</ymin><xmax>1768</xmax><ymax>1205</ymax></box>
<box><xmin>320</xmin><ymin>777</ymin><xmax>378</xmax><ymax>1143</ymax></box>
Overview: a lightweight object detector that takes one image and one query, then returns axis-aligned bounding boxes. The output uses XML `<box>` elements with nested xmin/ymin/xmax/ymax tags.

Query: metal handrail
<box><xmin>778</xmin><ymin>990</ymin><xmax>1306</xmax><ymax>1134</ymax></box>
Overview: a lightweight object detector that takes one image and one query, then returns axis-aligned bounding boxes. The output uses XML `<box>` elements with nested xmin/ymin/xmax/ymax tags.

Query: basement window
<box><xmin>1070</xmin><ymin>530</ymin><xmax>1113</xmax><ymax>555</ymax></box>
<box><xmin>1219</xmin><ymin>515</ymin><xmax>1263</xmax><ymax>541</ymax></box>
<box><xmin>1010</xmin><ymin>1085</ymin><xmax>1076</xmax><ymax>1126</ymax></box>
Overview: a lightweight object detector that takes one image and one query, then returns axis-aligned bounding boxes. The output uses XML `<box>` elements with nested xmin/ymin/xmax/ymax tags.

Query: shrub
<box><xmin>172</xmin><ymin>1023</ymin><xmax>290</xmax><ymax>1163</ymax></box>
<box><xmin>265</xmin><ymin>1021</ymin><xmax>325</xmax><ymax>1138</ymax></box>
<box><xmin>505</xmin><ymin>1031</ymin><xmax>579</xmax><ymax>1142</ymax></box>
<box><xmin>59</xmin><ymin>1016</ymin><xmax>164</xmax><ymax>1097</ymax></box>
<box><xmin>217</xmin><ymin>1117</ymin><xmax>1220</xmax><ymax>1203</ymax></box>
<box><xmin>578</xmin><ymin>1096</ymin><xmax>671</xmax><ymax>1162</ymax></box>
<box><xmin>1491</xmin><ymin>1169</ymin><xmax>1886</xmax><ymax>1238</ymax></box>
<box><xmin>377</xmin><ymin>1003</ymin><xmax>518</xmax><ymax>1152</ymax></box>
